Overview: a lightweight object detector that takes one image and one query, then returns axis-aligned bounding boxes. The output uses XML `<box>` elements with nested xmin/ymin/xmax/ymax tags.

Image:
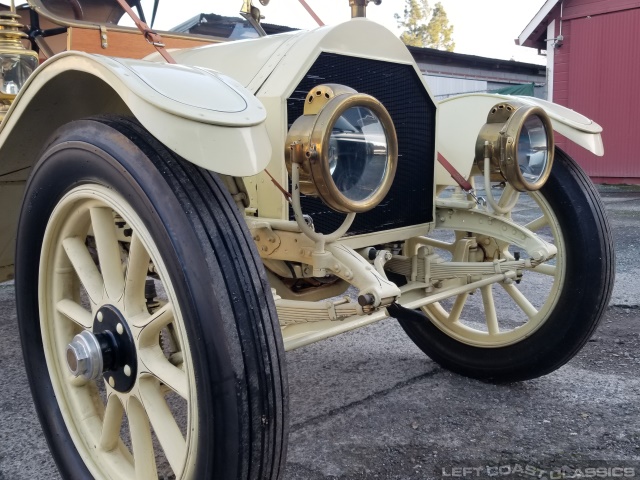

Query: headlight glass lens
<box><xmin>0</xmin><ymin>54</ymin><xmax>38</xmax><ymax>95</ymax></box>
<box><xmin>328</xmin><ymin>106</ymin><xmax>388</xmax><ymax>202</ymax></box>
<box><xmin>517</xmin><ymin>115</ymin><xmax>549</xmax><ymax>184</ymax></box>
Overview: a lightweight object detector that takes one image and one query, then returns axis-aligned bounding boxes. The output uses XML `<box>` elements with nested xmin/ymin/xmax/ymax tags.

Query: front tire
<box><xmin>16</xmin><ymin>116</ymin><xmax>288</xmax><ymax>479</ymax></box>
<box><xmin>395</xmin><ymin>148</ymin><xmax>614</xmax><ymax>382</ymax></box>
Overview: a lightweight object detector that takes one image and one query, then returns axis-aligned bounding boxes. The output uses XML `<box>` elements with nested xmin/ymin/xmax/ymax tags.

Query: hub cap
<box><xmin>66</xmin><ymin>305</ymin><xmax>138</xmax><ymax>392</ymax></box>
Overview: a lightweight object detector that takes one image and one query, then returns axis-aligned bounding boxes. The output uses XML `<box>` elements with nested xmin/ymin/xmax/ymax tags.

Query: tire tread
<box><xmin>103</xmin><ymin>116</ymin><xmax>288</xmax><ymax>479</ymax></box>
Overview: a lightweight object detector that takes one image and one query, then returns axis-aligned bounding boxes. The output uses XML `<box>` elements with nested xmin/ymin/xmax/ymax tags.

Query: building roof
<box><xmin>407</xmin><ymin>46</ymin><xmax>546</xmax><ymax>77</ymax></box>
<box><xmin>517</xmin><ymin>0</ymin><xmax>560</xmax><ymax>50</ymax></box>
<box><xmin>517</xmin><ymin>0</ymin><xmax>640</xmax><ymax>50</ymax></box>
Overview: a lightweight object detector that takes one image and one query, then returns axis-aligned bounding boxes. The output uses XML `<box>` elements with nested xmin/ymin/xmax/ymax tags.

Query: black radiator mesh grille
<box><xmin>287</xmin><ymin>52</ymin><xmax>436</xmax><ymax>236</ymax></box>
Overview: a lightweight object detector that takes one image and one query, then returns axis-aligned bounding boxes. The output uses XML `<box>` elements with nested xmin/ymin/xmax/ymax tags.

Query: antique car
<box><xmin>1</xmin><ymin>0</ymin><xmax>613</xmax><ymax>478</ymax></box>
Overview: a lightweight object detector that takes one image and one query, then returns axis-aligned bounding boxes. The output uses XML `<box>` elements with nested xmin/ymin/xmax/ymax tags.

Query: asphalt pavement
<box><xmin>0</xmin><ymin>184</ymin><xmax>638</xmax><ymax>480</ymax></box>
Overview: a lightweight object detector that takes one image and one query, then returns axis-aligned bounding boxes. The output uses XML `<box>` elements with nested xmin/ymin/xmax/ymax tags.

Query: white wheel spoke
<box><xmin>139</xmin><ymin>380</ymin><xmax>187</xmax><ymax>477</ymax></box>
<box><xmin>56</xmin><ymin>299</ymin><xmax>93</xmax><ymax>329</ymax></box>
<box><xmin>532</xmin><ymin>263</ymin><xmax>556</xmax><ymax>276</ymax></box>
<box><xmin>127</xmin><ymin>396</ymin><xmax>158</xmax><ymax>480</ymax></box>
<box><xmin>525</xmin><ymin>215</ymin><xmax>549</xmax><ymax>232</ymax></box>
<box><xmin>447</xmin><ymin>293</ymin><xmax>468</xmax><ymax>323</ymax></box>
<box><xmin>480</xmin><ymin>285</ymin><xmax>499</xmax><ymax>335</ymax></box>
<box><xmin>124</xmin><ymin>233</ymin><xmax>151</xmax><ymax>315</ymax></box>
<box><xmin>135</xmin><ymin>303</ymin><xmax>174</xmax><ymax>347</ymax></box>
<box><xmin>498</xmin><ymin>184</ymin><xmax>520</xmax><ymax>209</ymax></box>
<box><xmin>501</xmin><ymin>283</ymin><xmax>538</xmax><ymax>319</ymax></box>
<box><xmin>141</xmin><ymin>347</ymin><xmax>189</xmax><ymax>400</ymax></box>
<box><xmin>62</xmin><ymin>236</ymin><xmax>104</xmax><ymax>304</ymax></box>
<box><xmin>100</xmin><ymin>394</ymin><xmax>124</xmax><ymax>452</ymax></box>
<box><xmin>90</xmin><ymin>207</ymin><xmax>125</xmax><ymax>301</ymax></box>
<box><xmin>423</xmin><ymin>302</ymin><xmax>447</xmax><ymax>319</ymax></box>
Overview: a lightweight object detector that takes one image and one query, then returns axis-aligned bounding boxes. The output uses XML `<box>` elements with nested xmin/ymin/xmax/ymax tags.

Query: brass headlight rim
<box><xmin>500</xmin><ymin>105</ymin><xmax>555</xmax><ymax>192</ymax></box>
<box><xmin>308</xmin><ymin>92</ymin><xmax>398</xmax><ymax>214</ymax></box>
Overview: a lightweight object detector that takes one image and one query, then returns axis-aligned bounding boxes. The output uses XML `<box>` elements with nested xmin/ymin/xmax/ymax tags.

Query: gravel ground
<box><xmin>0</xmin><ymin>185</ymin><xmax>638</xmax><ymax>480</ymax></box>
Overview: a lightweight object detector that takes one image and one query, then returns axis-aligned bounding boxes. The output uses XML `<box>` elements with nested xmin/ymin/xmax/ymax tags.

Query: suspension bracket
<box><xmin>435</xmin><ymin>207</ymin><xmax>557</xmax><ymax>262</ymax></box>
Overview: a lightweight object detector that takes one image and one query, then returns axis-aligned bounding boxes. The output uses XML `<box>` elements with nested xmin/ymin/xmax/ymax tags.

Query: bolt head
<box><xmin>358</xmin><ymin>294</ymin><xmax>375</xmax><ymax>307</ymax></box>
<box><xmin>66</xmin><ymin>342</ymin><xmax>89</xmax><ymax>377</ymax></box>
<box><xmin>66</xmin><ymin>330</ymin><xmax>104</xmax><ymax>381</ymax></box>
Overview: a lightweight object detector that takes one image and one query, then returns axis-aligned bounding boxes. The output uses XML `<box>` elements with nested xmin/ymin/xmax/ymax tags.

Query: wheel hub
<box><xmin>66</xmin><ymin>305</ymin><xmax>138</xmax><ymax>392</ymax></box>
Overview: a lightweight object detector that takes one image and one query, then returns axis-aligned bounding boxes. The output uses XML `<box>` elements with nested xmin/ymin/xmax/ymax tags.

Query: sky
<box><xmin>144</xmin><ymin>0</ymin><xmax>549</xmax><ymax>65</ymax></box>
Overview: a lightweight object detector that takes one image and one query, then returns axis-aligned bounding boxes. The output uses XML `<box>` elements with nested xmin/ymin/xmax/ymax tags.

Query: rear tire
<box><xmin>394</xmin><ymin>148</ymin><xmax>614</xmax><ymax>382</ymax></box>
<box><xmin>16</xmin><ymin>115</ymin><xmax>288</xmax><ymax>479</ymax></box>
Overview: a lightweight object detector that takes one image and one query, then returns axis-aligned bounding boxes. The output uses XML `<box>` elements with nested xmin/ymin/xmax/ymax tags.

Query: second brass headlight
<box><xmin>286</xmin><ymin>84</ymin><xmax>398</xmax><ymax>213</ymax></box>
<box><xmin>475</xmin><ymin>101</ymin><xmax>554</xmax><ymax>192</ymax></box>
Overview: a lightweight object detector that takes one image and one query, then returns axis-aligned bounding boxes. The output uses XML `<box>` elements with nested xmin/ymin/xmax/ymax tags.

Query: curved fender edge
<box><xmin>435</xmin><ymin>93</ymin><xmax>604</xmax><ymax>187</ymax></box>
<box><xmin>0</xmin><ymin>52</ymin><xmax>271</xmax><ymax>177</ymax></box>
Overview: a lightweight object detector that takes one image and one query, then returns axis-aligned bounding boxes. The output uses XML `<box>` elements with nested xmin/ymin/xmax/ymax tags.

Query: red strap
<box><xmin>115</xmin><ymin>0</ymin><xmax>176</xmax><ymax>64</ymax></box>
<box><xmin>437</xmin><ymin>152</ymin><xmax>473</xmax><ymax>192</ymax></box>
<box><xmin>298</xmin><ymin>0</ymin><xmax>325</xmax><ymax>26</ymax></box>
<box><xmin>264</xmin><ymin>169</ymin><xmax>292</xmax><ymax>202</ymax></box>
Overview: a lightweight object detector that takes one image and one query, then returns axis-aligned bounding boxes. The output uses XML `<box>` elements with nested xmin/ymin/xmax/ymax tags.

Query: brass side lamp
<box><xmin>0</xmin><ymin>2</ymin><xmax>39</xmax><ymax>118</ymax></box>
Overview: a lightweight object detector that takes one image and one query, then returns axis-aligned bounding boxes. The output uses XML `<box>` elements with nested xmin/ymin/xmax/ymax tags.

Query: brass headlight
<box><xmin>286</xmin><ymin>84</ymin><xmax>398</xmax><ymax>213</ymax></box>
<box><xmin>475</xmin><ymin>101</ymin><xmax>554</xmax><ymax>192</ymax></box>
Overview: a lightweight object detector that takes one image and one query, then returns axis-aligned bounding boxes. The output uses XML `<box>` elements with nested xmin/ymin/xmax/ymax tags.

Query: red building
<box><xmin>518</xmin><ymin>0</ymin><xmax>640</xmax><ymax>184</ymax></box>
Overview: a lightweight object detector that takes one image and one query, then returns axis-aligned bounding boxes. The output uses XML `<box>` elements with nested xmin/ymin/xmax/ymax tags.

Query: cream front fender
<box><xmin>0</xmin><ymin>52</ymin><xmax>271</xmax><ymax>178</ymax></box>
<box><xmin>435</xmin><ymin>93</ymin><xmax>604</xmax><ymax>186</ymax></box>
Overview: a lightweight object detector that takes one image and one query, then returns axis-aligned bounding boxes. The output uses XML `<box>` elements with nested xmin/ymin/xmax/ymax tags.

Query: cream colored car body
<box><xmin>0</xmin><ymin>50</ymin><xmax>271</xmax><ymax>280</ymax></box>
<box><xmin>0</xmin><ymin>16</ymin><xmax>603</xmax><ymax>349</ymax></box>
<box><xmin>167</xmin><ymin>19</ymin><xmax>434</xmax><ymax>230</ymax></box>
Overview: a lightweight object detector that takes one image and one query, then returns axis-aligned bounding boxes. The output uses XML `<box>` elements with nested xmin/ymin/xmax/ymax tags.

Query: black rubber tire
<box><xmin>394</xmin><ymin>148</ymin><xmax>615</xmax><ymax>382</ymax></box>
<box><xmin>15</xmin><ymin>115</ymin><xmax>288</xmax><ymax>479</ymax></box>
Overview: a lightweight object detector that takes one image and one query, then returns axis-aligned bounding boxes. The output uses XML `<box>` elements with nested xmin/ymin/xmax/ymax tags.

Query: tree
<box><xmin>425</xmin><ymin>2</ymin><xmax>455</xmax><ymax>51</ymax></box>
<box><xmin>395</xmin><ymin>0</ymin><xmax>455</xmax><ymax>51</ymax></box>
